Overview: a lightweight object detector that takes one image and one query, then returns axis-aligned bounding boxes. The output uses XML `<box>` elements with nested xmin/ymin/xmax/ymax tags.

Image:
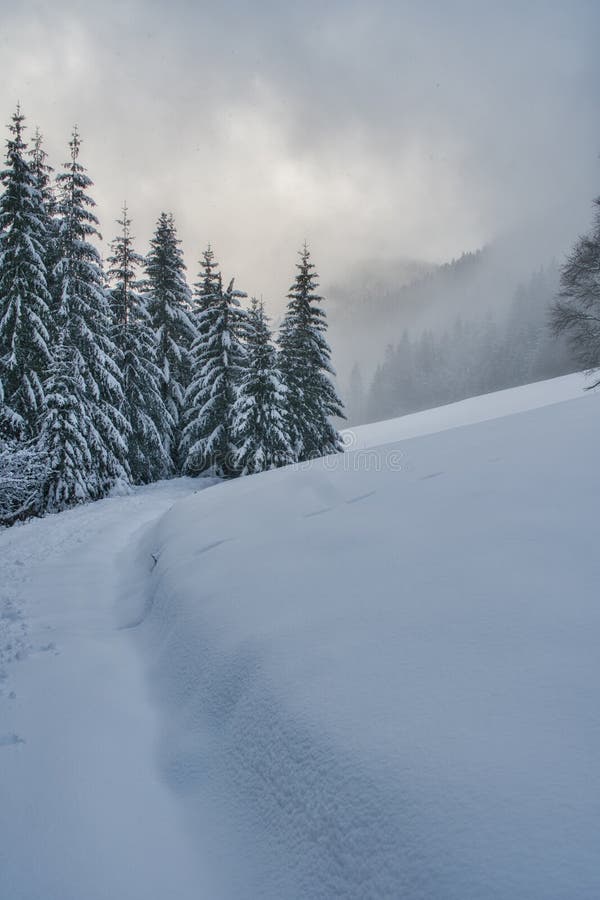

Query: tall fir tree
<box><xmin>30</xmin><ymin>127</ymin><xmax>60</xmax><ymax>321</ymax></box>
<box><xmin>193</xmin><ymin>244</ymin><xmax>220</xmax><ymax>324</ymax></box>
<box><xmin>279</xmin><ymin>244</ymin><xmax>345</xmax><ymax>460</ymax></box>
<box><xmin>107</xmin><ymin>206</ymin><xmax>172</xmax><ymax>483</ymax></box>
<box><xmin>30</xmin><ymin>128</ymin><xmax>56</xmax><ymax>217</ymax></box>
<box><xmin>181</xmin><ymin>264</ymin><xmax>247</xmax><ymax>477</ymax></box>
<box><xmin>145</xmin><ymin>212</ymin><xmax>194</xmax><ymax>472</ymax></box>
<box><xmin>232</xmin><ymin>297</ymin><xmax>291</xmax><ymax>474</ymax></box>
<box><xmin>41</xmin><ymin>337</ymin><xmax>95</xmax><ymax>511</ymax></box>
<box><xmin>40</xmin><ymin>128</ymin><xmax>129</xmax><ymax>508</ymax></box>
<box><xmin>0</xmin><ymin>107</ymin><xmax>53</xmax><ymax>441</ymax></box>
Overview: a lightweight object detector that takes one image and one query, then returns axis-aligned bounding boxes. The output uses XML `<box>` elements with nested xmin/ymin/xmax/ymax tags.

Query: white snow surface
<box><xmin>1</xmin><ymin>373</ymin><xmax>599</xmax><ymax>899</ymax></box>
<box><xmin>0</xmin><ymin>478</ymin><xmax>218</xmax><ymax>900</ymax></box>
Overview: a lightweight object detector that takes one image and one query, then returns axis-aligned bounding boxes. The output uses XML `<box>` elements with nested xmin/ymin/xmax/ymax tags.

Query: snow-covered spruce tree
<box><xmin>30</xmin><ymin>127</ymin><xmax>60</xmax><ymax>319</ymax></box>
<box><xmin>181</xmin><ymin>269</ymin><xmax>247</xmax><ymax>477</ymax></box>
<box><xmin>193</xmin><ymin>243</ymin><xmax>221</xmax><ymax>323</ymax></box>
<box><xmin>40</xmin><ymin>338</ymin><xmax>95</xmax><ymax>511</ymax></box>
<box><xmin>40</xmin><ymin>128</ymin><xmax>129</xmax><ymax>509</ymax></box>
<box><xmin>178</xmin><ymin>245</ymin><xmax>221</xmax><ymax>475</ymax></box>
<box><xmin>278</xmin><ymin>244</ymin><xmax>345</xmax><ymax>460</ymax></box>
<box><xmin>0</xmin><ymin>107</ymin><xmax>53</xmax><ymax>441</ymax></box>
<box><xmin>30</xmin><ymin>128</ymin><xmax>56</xmax><ymax>212</ymax></box>
<box><xmin>232</xmin><ymin>297</ymin><xmax>292</xmax><ymax>474</ymax></box>
<box><xmin>107</xmin><ymin>206</ymin><xmax>172</xmax><ymax>484</ymax></box>
<box><xmin>551</xmin><ymin>195</ymin><xmax>600</xmax><ymax>387</ymax></box>
<box><xmin>145</xmin><ymin>212</ymin><xmax>194</xmax><ymax>472</ymax></box>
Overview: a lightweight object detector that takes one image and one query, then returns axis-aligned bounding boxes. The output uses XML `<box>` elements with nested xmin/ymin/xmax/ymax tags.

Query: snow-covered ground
<box><xmin>0</xmin><ymin>479</ymin><xmax>217</xmax><ymax>900</ymax></box>
<box><xmin>1</xmin><ymin>373</ymin><xmax>599</xmax><ymax>899</ymax></box>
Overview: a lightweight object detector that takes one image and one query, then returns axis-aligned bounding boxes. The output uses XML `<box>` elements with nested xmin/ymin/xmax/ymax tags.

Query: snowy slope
<box><xmin>345</xmin><ymin>371</ymin><xmax>590</xmax><ymax>450</ymax></box>
<box><xmin>138</xmin><ymin>380</ymin><xmax>600</xmax><ymax>899</ymax></box>
<box><xmin>1</xmin><ymin>376</ymin><xmax>599</xmax><ymax>900</ymax></box>
<box><xmin>0</xmin><ymin>479</ymin><xmax>218</xmax><ymax>900</ymax></box>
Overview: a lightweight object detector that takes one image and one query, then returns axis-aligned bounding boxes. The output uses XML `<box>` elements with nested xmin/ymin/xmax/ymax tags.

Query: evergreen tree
<box><xmin>181</xmin><ymin>267</ymin><xmax>247</xmax><ymax>477</ymax></box>
<box><xmin>41</xmin><ymin>338</ymin><xmax>95</xmax><ymax>511</ymax></box>
<box><xmin>0</xmin><ymin>107</ymin><xmax>53</xmax><ymax>441</ymax></box>
<box><xmin>232</xmin><ymin>297</ymin><xmax>291</xmax><ymax>474</ymax></box>
<box><xmin>30</xmin><ymin>127</ymin><xmax>56</xmax><ymax>217</ymax></box>
<box><xmin>145</xmin><ymin>212</ymin><xmax>194</xmax><ymax>471</ymax></box>
<box><xmin>107</xmin><ymin>206</ymin><xmax>172</xmax><ymax>483</ymax></box>
<box><xmin>193</xmin><ymin>244</ymin><xmax>220</xmax><ymax>324</ymax></box>
<box><xmin>30</xmin><ymin>127</ymin><xmax>60</xmax><ymax>319</ymax></box>
<box><xmin>40</xmin><ymin>128</ymin><xmax>129</xmax><ymax>508</ymax></box>
<box><xmin>279</xmin><ymin>244</ymin><xmax>345</xmax><ymax>460</ymax></box>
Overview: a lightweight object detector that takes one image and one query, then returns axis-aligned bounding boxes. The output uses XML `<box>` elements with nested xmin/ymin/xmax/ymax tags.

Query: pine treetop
<box><xmin>107</xmin><ymin>205</ymin><xmax>146</xmax><ymax>327</ymax></box>
<box><xmin>193</xmin><ymin>244</ymin><xmax>221</xmax><ymax>316</ymax></box>
<box><xmin>30</xmin><ymin>127</ymin><xmax>56</xmax><ymax>215</ymax></box>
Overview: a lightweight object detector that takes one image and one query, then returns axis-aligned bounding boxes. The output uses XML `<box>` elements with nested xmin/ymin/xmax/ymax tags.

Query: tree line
<box><xmin>356</xmin><ymin>265</ymin><xmax>577</xmax><ymax>425</ymax></box>
<box><xmin>0</xmin><ymin>108</ymin><xmax>344</xmax><ymax>524</ymax></box>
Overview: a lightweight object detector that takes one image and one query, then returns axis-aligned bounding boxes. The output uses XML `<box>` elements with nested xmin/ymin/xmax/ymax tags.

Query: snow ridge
<box><xmin>133</xmin><ymin>384</ymin><xmax>600</xmax><ymax>899</ymax></box>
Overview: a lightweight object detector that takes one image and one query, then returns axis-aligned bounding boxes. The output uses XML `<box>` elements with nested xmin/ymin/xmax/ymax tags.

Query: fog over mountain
<box><xmin>1</xmin><ymin>0</ymin><xmax>598</xmax><ymax>306</ymax></box>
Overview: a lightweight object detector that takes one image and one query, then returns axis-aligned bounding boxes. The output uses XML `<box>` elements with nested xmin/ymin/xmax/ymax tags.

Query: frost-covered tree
<box><xmin>552</xmin><ymin>196</ymin><xmax>600</xmax><ymax>387</ymax></box>
<box><xmin>107</xmin><ymin>207</ymin><xmax>172</xmax><ymax>483</ymax></box>
<box><xmin>30</xmin><ymin>127</ymin><xmax>56</xmax><ymax>218</ymax></box>
<box><xmin>193</xmin><ymin>244</ymin><xmax>220</xmax><ymax>325</ymax></box>
<box><xmin>279</xmin><ymin>245</ymin><xmax>345</xmax><ymax>460</ymax></box>
<box><xmin>181</xmin><ymin>268</ymin><xmax>247</xmax><ymax>477</ymax></box>
<box><xmin>40</xmin><ymin>128</ymin><xmax>129</xmax><ymax>508</ymax></box>
<box><xmin>0</xmin><ymin>433</ymin><xmax>47</xmax><ymax>526</ymax></box>
<box><xmin>232</xmin><ymin>297</ymin><xmax>291</xmax><ymax>474</ymax></box>
<box><xmin>30</xmin><ymin>127</ymin><xmax>60</xmax><ymax>317</ymax></box>
<box><xmin>40</xmin><ymin>339</ymin><xmax>95</xmax><ymax>511</ymax></box>
<box><xmin>145</xmin><ymin>212</ymin><xmax>194</xmax><ymax>471</ymax></box>
<box><xmin>0</xmin><ymin>107</ymin><xmax>53</xmax><ymax>441</ymax></box>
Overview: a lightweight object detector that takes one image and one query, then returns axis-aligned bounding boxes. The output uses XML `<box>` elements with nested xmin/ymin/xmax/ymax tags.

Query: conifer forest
<box><xmin>0</xmin><ymin>108</ymin><xmax>344</xmax><ymax>524</ymax></box>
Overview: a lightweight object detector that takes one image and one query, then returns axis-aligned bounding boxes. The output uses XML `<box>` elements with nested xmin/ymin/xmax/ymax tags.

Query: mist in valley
<box><xmin>1</xmin><ymin>0</ymin><xmax>599</xmax><ymax>424</ymax></box>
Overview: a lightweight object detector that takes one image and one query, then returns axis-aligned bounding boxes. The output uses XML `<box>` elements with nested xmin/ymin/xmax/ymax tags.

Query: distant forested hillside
<box><xmin>327</xmin><ymin>249</ymin><xmax>578</xmax><ymax>426</ymax></box>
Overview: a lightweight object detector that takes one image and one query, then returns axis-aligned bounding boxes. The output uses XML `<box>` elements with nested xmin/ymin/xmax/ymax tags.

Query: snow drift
<box><xmin>135</xmin><ymin>374</ymin><xmax>600</xmax><ymax>899</ymax></box>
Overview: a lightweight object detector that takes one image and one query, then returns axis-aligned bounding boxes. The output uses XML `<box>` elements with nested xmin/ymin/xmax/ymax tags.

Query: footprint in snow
<box><xmin>345</xmin><ymin>491</ymin><xmax>376</xmax><ymax>504</ymax></box>
<box><xmin>196</xmin><ymin>538</ymin><xmax>232</xmax><ymax>555</ymax></box>
<box><xmin>303</xmin><ymin>507</ymin><xmax>334</xmax><ymax>518</ymax></box>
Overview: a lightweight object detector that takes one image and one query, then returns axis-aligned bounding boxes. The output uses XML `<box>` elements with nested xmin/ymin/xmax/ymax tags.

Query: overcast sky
<box><xmin>1</xmin><ymin>0</ymin><xmax>599</xmax><ymax>303</ymax></box>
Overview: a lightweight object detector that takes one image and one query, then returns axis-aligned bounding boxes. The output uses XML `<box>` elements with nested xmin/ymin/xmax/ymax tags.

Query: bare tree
<box><xmin>0</xmin><ymin>440</ymin><xmax>47</xmax><ymax>526</ymax></box>
<box><xmin>551</xmin><ymin>197</ymin><xmax>600</xmax><ymax>388</ymax></box>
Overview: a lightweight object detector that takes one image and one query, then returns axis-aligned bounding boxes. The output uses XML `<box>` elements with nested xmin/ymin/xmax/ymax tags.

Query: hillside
<box><xmin>1</xmin><ymin>374</ymin><xmax>599</xmax><ymax>899</ymax></box>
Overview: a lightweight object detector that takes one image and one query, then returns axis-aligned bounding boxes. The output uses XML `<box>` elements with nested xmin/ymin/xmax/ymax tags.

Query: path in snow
<box><xmin>0</xmin><ymin>479</ymin><xmax>215</xmax><ymax>900</ymax></box>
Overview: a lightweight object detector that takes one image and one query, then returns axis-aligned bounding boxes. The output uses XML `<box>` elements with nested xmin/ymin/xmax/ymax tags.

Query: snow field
<box><xmin>1</xmin><ymin>375</ymin><xmax>599</xmax><ymax>899</ymax></box>
<box><xmin>136</xmin><ymin>381</ymin><xmax>600</xmax><ymax>898</ymax></box>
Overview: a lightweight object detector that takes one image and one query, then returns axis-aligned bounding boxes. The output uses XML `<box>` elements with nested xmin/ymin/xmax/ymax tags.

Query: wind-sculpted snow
<box><xmin>139</xmin><ymin>384</ymin><xmax>600</xmax><ymax>898</ymax></box>
<box><xmin>1</xmin><ymin>379</ymin><xmax>599</xmax><ymax>899</ymax></box>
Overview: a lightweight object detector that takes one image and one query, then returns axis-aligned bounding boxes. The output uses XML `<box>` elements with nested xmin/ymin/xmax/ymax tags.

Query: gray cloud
<box><xmin>1</xmin><ymin>0</ymin><xmax>599</xmax><ymax>305</ymax></box>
